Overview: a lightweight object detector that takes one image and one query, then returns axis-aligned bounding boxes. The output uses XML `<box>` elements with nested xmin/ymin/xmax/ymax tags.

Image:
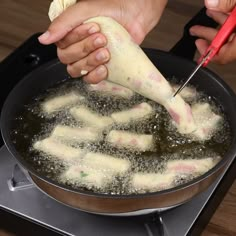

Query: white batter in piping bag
<box><xmin>48</xmin><ymin>0</ymin><xmax>77</xmax><ymax>21</ymax></box>
<box><xmin>88</xmin><ymin>16</ymin><xmax>197</xmax><ymax>134</ymax></box>
<box><xmin>48</xmin><ymin>1</ymin><xmax>197</xmax><ymax>134</ymax></box>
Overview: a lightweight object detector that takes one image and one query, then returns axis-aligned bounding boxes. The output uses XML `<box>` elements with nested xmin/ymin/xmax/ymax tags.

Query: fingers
<box><xmin>57</xmin><ymin>33</ymin><xmax>107</xmax><ymax>64</ymax></box>
<box><xmin>195</xmin><ymin>35</ymin><xmax>236</xmax><ymax>64</ymax></box>
<box><xmin>190</xmin><ymin>10</ymin><xmax>228</xmax><ymax>39</ymax></box>
<box><xmin>190</xmin><ymin>7</ymin><xmax>236</xmax><ymax>65</ymax></box>
<box><xmin>67</xmin><ymin>48</ymin><xmax>110</xmax><ymax>78</ymax></box>
<box><xmin>83</xmin><ymin>65</ymin><xmax>108</xmax><ymax>84</ymax></box>
<box><xmin>38</xmin><ymin>2</ymin><xmax>100</xmax><ymax>44</ymax></box>
<box><xmin>215</xmin><ymin>35</ymin><xmax>236</xmax><ymax>64</ymax></box>
<box><xmin>205</xmin><ymin>0</ymin><xmax>236</xmax><ymax>13</ymax></box>
<box><xmin>57</xmin><ymin>23</ymin><xmax>100</xmax><ymax>49</ymax></box>
<box><xmin>206</xmin><ymin>9</ymin><xmax>227</xmax><ymax>24</ymax></box>
<box><xmin>190</xmin><ymin>25</ymin><xmax>218</xmax><ymax>41</ymax></box>
<box><xmin>55</xmin><ymin>20</ymin><xmax>109</xmax><ymax>83</ymax></box>
<box><xmin>195</xmin><ymin>39</ymin><xmax>209</xmax><ymax>55</ymax></box>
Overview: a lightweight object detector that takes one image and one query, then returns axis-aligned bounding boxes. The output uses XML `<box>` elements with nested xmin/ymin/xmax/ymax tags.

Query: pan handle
<box><xmin>139</xmin><ymin>212</ymin><xmax>169</xmax><ymax>236</ymax></box>
<box><xmin>169</xmin><ymin>7</ymin><xmax>218</xmax><ymax>60</ymax></box>
<box><xmin>0</xmin><ymin>33</ymin><xmax>56</xmax><ymax>77</ymax></box>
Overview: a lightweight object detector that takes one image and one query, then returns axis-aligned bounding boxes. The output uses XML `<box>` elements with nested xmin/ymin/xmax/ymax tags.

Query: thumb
<box><xmin>38</xmin><ymin>2</ymin><xmax>100</xmax><ymax>45</ymax></box>
<box><xmin>205</xmin><ymin>0</ymin><xmax>236</xmax><ymax>13</ymax></box>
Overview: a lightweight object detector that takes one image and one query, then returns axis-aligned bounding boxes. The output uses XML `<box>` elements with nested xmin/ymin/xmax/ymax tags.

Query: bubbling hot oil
<box><xmin>11</xmin><ymin>79</ymin><xmax>232</xmax><ymax>195</ymax></box>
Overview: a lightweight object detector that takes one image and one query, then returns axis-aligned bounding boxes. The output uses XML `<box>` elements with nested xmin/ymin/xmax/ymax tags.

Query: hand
<box><xmin>38</xmin><ymin>0</ymin><xmax>167</xmax><ymax>83</ymax></box>
<box><xmin>204</xmin><ymin>0</ymin><xmax>236</xmax><ymax>12</ymax></box>
<box><xmin>189</xmin><ymin>0</ymin><xmax>236</xmax><ymax>64</ymax></box>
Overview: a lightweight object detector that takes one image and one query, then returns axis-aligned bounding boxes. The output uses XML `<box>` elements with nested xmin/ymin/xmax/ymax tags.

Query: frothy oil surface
<box><xmin>11</xmin><ymin>78</ymin><xmax>232</xmax><ymax>195</ymax></box>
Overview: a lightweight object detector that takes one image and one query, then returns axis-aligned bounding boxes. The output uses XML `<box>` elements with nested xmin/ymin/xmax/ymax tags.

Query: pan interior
<box><xmin>9</xmin><ymin>75</ymin><xmax>232</xmax><ymax>195</ymax></box>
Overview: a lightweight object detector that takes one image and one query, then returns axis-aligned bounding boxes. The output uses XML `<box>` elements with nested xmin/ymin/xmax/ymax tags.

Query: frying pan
<box><xmin>1</xmin><ymin>47</ymin><xmax>236</xmax><ymax>215</ymax></box>
<box><xmin>1</xmin><ymin>7</ymin><xmax>236</xmax><ymax>215</ymax></box>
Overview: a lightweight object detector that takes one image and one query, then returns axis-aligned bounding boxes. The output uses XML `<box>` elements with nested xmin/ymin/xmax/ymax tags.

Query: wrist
<box><xmin>125</xmin><ymin>0</ymin><xmax>168</xmax><ymax>43</ymax></box>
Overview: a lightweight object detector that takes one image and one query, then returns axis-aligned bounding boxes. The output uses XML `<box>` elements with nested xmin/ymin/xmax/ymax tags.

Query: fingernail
<box><xmin>38</xmin><ymin>31</ymin><xmax>50</xmax><ymax>42</ymax></box>
<box><xmin>206</xmin><ymin>0</ymin><xmax>219</xmax><ymax>8</ymax></box>
<box><xmin>96</xmin><ymin>66</ymin><xmax>106</xmax><ymax>76</ymax></box>
<box><xmin>88</xmin><ymin>26</ymin><xmax>99</xmax><ymax>34</ymax></box>
<box><xmin>94</xmin><ymin>37</ymin><xmax>105</xmax><ymax>47</ymax></box>
<box><xmin>96</xmin><ymin>50</ymin><xmax>108</xmax><ymax>61</ymax></box>
<box><xmin>189</xmin><ymin>29</ymin><xmax>196</xmax><ymax>36</ymax></box>
<box><xmin>81</xmin><ymin>70</ymin><xmax>88</xmax><ymax>75</ymax></box>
